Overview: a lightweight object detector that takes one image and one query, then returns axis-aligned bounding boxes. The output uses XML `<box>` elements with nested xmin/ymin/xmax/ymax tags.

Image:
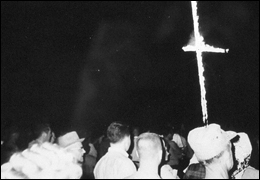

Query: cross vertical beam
<box><xmin>182</xmin><ymin>1</ymin><xmax>229</xmax><ymax>126</ymax></box>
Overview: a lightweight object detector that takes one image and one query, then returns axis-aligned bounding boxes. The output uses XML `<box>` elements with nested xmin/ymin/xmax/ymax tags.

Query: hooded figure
<box><xmin>231</xmin><ymin>133</ymin><xmax>259</xmax><ymax>179</ymax></box>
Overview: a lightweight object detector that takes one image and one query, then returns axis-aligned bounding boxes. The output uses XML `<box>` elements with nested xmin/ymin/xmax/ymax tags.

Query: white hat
<box><xmin>234</xmin><ymin>132</ymin><xmax>252</xmax><ymax>163</ymax></box>
<box><xmin>57</xmin><ymin>131</ymin><xmax>85</xmax><ymax>148</ymax></box>
<box><xmin>188</xmin><ymin>124</ymin><xmax>237</xmax><ymax>161</ymax></box>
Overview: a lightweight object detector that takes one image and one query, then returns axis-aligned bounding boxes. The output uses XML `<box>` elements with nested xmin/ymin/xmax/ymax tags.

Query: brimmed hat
<box><xmin>188</xmin><ymin>123</ymin><xmax>237</xmax><ymax>161</ymax></box>
<box><xmin>57</xmin><ymin>131</ymin><xmax>85</xmax><ymax>148</ymax></box>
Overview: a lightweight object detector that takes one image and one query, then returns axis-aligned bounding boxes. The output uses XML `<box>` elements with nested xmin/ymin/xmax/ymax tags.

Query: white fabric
<box><xmin>233</xmin><ymin>133</ymin><xmax>252</xmax><ymax>164</ymax></box>
<box><xmin>172</xmin><ymin>134</ymin><xmax>187</xmax><ymax>149</ymax></box>
<box><xmin>232</xmin><ymin>166</ymin><xmax>259</xmax><ymax>179</ymax></box>
<box><xmin>232</xmin><ymin>133</ymin><xmax>254</xmax><ymax>179</ymax></box>
<box><xmin>94</xmin><ymin>147</ymin><xmax>136</xmax><ymax>179</ymax></box>
<box><xmin>125</xmin><ymin>171</ymin><xmax>161</xmax><ymax>179</ymax></box>
<box><xmin>1</xmin><ymin>142</ymin><xmax>82</xmax><ymax>179</ymax></box>
<box><xmin>241</xmin><ymin>166</ymin><xmax>259</xmax><ymax>179</ymax></box>
<box><xmin>160</xmin><ymin>164</ymin><xmax>179</xmax><ymax>179</ymax></box>
<box><xmin>188</xmin><ymin>123</ymin><xmax>236</xmax><ymax>161</ymax></box>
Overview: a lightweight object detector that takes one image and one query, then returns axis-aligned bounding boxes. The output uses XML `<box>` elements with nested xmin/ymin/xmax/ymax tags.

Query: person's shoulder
<box><xmin>119</xmin><ymin>156</ymin><xmax>136</xmax><ymax>167</ymax></box>
<box><xmin>116</xmin><ymin>156</ymin><xmax>137</xmax><ymax>173</ymax></box>
<box><xmin>124</xmin><ymin>173</ymin><xmax>136</xmax><ymax>179</ymax></box>
<box><xmin>242</xmin><ymin>166</ymin><xmax>259</xmax><ymax>179</ymax></box>
<box><xmin>98</xmin><ymin>151</ymin><xmax>134</xmax><ymax>165</ymax></box>
<box><xmin>95</xmin><ymin>152</ymin><xmax>108</xmax><ymax>166</ymax></box>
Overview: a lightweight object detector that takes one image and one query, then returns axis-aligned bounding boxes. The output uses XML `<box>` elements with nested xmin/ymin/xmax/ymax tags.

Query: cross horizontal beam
<box><xmin>182</xmin><ymin>44</ymin><xmax>229</xmax><ymax>53</ymax></box>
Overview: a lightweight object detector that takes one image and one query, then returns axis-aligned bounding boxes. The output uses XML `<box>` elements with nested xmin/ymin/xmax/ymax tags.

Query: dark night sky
<box><xmin>1</xmin><ymin>1</ymin><xmax>259</xmax><ymax>138</ymax></box>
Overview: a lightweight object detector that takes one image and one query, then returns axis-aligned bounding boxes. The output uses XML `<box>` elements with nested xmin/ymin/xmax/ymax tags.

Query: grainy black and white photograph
<box><xmin>1</xmin><ymin>1</ymin><xmax>259</xmax><ymax>179</ymax></box>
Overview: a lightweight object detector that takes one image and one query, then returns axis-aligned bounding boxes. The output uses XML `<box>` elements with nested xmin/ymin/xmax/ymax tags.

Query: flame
<box><xmin>182</xmin><ymin>1</ymin><xmax>229</xmax><ymax>125</ymax></box>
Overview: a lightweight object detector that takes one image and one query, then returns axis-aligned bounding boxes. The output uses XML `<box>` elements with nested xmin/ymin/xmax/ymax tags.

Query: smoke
<box><xmin>72</xmin><ymin>20</ymin><xmax>152</xmax><ymax>133</ymax></box>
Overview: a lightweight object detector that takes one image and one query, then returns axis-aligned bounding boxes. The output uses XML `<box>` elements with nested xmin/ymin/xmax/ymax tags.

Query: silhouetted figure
<box><xmin>28</xmin><ymin>123</ymin><xmax>54</xmax><ymax>148</ymax></box>
<box><xmin>1</xmin><ymin>127</ymin><xmax>20</xmax><ymax>165</ymax></box>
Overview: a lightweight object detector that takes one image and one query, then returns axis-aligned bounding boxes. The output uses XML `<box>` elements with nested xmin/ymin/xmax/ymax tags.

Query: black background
<box><xmin>1</xmin><ymin>2</ymin><xmax>259</xmax><ymax>139</ymax></box>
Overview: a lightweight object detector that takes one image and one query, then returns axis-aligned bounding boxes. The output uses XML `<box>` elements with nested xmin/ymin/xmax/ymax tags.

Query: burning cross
<box><xmin>182</xmin><ymin>1</ymin><xmax>229</xmax><ymax>126</ymax></box>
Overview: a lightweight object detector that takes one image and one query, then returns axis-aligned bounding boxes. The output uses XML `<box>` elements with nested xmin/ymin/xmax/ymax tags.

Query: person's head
<box><xmin>9</xmin><ymin>131</ymin><xmax>20</xmax><ymax>143</ymax></box>
<box><xmin>132</xmin><ymin>126</ymin><xmax>140</xmax><ymax>137</ymax></box>
<box><xmin>1</xmin><ymin>142</ymin><xmax>83</xmax><ymax>179</ymax></box>
<box><xmin>3</xmin><ymin>126</ymin><xmax>20</xmax><ymax>144</ymax></box>
<box><xmin>136</xmin><ymin>132</ymin><xmax>162</xmax><ymax>165</ymax></box>
<box><xmin>32</xmin><ymin>123</ymin><xmax>52</xmax><ymax>143</ymax></box>
<box><xmin>188</xmin><ymin>123</ymin><xmax>236</xmax><ymax>171</ymax></box>
<box><xmin>162</xmin><ymin>126</ymin><xmax>174</xmax><ymax>141</ymax></box>
<box><xmin>203</xmin><ymin>142</ymin><xmax>234</xmax><ymax>170</ymax></box>
<box><xmin>57</xmin><ymin>131</ymin><xmax>85</xmax><ymax>163</ymax></box>
<box><xmin>107</xmin><ymin>122</ymin><xmax>131</xmax><ymax>151</ymax></box>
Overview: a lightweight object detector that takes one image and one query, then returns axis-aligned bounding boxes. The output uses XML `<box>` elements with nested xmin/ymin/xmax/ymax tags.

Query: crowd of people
<box><xmin>1</xmin><ymin>120</ymin><xmax>259</xmax><ymax>179</ymax></box>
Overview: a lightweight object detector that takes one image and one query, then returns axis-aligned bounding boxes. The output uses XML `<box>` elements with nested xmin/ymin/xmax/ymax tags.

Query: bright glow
<box><xmin>182</xmin><ymin>1</ymin><xmax>229</xmax><ymax>125</ymax></box>
<box><xmin>182</xmin><ymin>44</ymin><xmax>229</xmax><ymax>53</ymax></box>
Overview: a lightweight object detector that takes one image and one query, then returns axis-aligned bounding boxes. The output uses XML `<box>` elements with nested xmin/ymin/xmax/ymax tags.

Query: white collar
<box><xmin>108</xmin><ymin>146</ymin><xmax>129</xmax><ymax>157</ymax></box>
